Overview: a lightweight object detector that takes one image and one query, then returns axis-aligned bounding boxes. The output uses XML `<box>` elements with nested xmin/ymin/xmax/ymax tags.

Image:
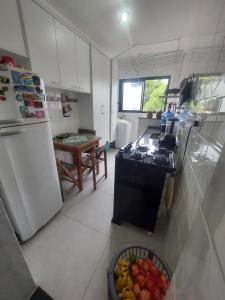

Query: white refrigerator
<box><xmin>0</xmin><ymin>65</ymin><xmax>63</xmax><ymax>241</ymax></box>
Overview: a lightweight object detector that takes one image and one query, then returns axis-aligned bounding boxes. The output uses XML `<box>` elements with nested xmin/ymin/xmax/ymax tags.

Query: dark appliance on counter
<box><xmin>112</xmin><ymin>130</ymin><xmax>176</xmax><ymax>232</ymax></box>
<box><xmin>166</xmin><ymin>117</ymin><xmax>179</xmax><ymax>135</ymax></box>
<box><xmin>158</xmin><ymin>134</ymin><xmax>176</xmax><ymax>150</ymax></box>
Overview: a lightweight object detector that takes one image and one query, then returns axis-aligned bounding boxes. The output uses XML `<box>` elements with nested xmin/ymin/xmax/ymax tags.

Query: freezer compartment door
<box><xmin>0</xmin><ymin>70</ymin><xmax>22</xmax><ymax>122</ymax></box>
<box><xmin>0</xmin><ymin>69</ymin><xmax>49</xmax><ymax>126</ymax></box>
<box><xmin>0</xmin><ymin>122</ymin><xmax>63</xmax><ymax>241</ymax></box>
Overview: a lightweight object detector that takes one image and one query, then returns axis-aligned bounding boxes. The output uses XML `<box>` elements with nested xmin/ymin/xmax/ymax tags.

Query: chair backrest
<box><xmin>78</xmin><ymin>128</ymin><xmax>96</xmax><ymax>135</ymax></box>
<box><xmin>95</xmin><ymin>145</ymin><xmax>106</xmax><ymax>158</ymax></box>
<box><xmin>84</xmin><ymin>146</ymin><xmax>106</xmax><ymax>164</ymax></box>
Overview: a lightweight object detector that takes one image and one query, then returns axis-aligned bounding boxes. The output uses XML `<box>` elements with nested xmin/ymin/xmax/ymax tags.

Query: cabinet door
<box><xmin>76</xmin><ymin>36</ymin><xmax>90</xmax><ymax>93</ymax></box>
<box><xmin>55</xmin><ymin>20</ymin><xmax>78</xmax><ymax>90</ymax></box>
<box><xmin>0</xmin><ymin>0</ymin><xmax>26</xmax><ymax>56</ymax></box>
<box><xmin>92</xmin><ymin>48</ymin><xmax>110</xmax><ymax>144</ymax></box>
<box><xmin>21</xmin><ymin>0</ymin><xmax>60</xmax><ymax>87</ymax></box>
<box><xmin>111</xmin><ymin>60</ymin><xmax>118</xmax><ymax>142</ymax></box>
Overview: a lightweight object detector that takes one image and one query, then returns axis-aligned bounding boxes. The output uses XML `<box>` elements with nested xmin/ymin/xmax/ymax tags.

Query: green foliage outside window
<box><xmin>143</xmin><ymin>79</ymin><xmax>168</xmax><ymax>112</ymax></box>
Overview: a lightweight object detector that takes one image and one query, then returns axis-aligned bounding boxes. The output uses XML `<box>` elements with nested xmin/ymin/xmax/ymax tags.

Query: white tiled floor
<box><xmin>22</xmin><ymin>149</ymin><xmax>165</xmax><ymax>300</ymax></box>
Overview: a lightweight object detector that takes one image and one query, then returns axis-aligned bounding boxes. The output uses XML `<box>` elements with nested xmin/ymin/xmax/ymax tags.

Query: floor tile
<box><xmin>82</xmin><ymin>238</ymin><xmax>123</xmax><ymax>300</ymax></box>
<box><xmin>109</xmin><ymin>221</ymin><xmax>164</xmax><ymax>254</ymax></box>
<box><xmin>62</xmin><ymin>190</ymin><xmax>114</xmax><ymax>234</ymax></box>
<box><xmin>23</xmin><ymin>217</ymin><xmax>108</xmax><ymax>300</ymax></box>
<box><xmin>22</xmin><ymin>213</ymin><xmax>67</xmax><ymax>262</ymax></box>
<box><xmin>96</xmin><ymin>173</ymin><xmax>115</xmax><ymax>196</ymax></box>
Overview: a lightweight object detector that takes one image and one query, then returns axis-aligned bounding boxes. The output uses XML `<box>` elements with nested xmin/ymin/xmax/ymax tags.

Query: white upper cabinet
<box><xmin>0</xmin><ymin>0</ymin><xmax>26</xmax><ymax>56</ymax></box>
<box><xmin>76</xmin><ymin>36</ymin><xmax>90</xmax><ymax>93</ymax></box>
<box><xmin>20</xmin><ymin>0</ymin><xmax>90</xmax><ymax>93</ymax></box>
<box><xmin>21</xmin><ymin>0</ymin><xmax>60</xmax><ymax>87</ymax></box>
<box><xmin>55</xmin><ymin>20</ymin><xmax>78</xmax><ymax>90</ymax></box>
<box><xmin>55</xmin><ymin>20</ymin><xmax>90</xmax><ymax>92</ymax></box>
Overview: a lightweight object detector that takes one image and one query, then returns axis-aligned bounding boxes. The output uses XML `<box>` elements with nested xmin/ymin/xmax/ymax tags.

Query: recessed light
<box><xmin>121</xmin><ymin>12</ymin><xmax>128</xmax><ymax>23</ymax></box>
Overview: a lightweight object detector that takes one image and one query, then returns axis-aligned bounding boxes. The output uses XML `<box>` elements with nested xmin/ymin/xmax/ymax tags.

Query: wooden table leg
<box><xmin>76</xmin><ymin>150</ymin><xmax>83</xmax><ymax>191</ymax></box>
<box><xmin>96</xmin><ymin>141</ymin><xmax>100</xmax><ymax>175</ymax></box>
<box><xmin>104</xmin><ymin>149</ymin><xmax>107</xmax><ymax>178</ymax></box>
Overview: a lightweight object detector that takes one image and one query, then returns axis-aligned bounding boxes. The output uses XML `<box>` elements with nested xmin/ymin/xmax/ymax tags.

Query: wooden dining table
<box><xmin>53</xmin><ymin>134</ymin><xmax>101</xmax><ymax>191</ymax></box>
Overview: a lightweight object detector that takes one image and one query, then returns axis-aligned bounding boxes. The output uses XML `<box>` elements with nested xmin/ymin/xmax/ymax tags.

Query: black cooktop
<box><xmin>118</xmin><ymin>141</ymin><xmax>175</xmax><ymax>170</ymax></box>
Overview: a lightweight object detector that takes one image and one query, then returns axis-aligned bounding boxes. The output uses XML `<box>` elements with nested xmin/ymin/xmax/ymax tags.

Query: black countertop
<box><xmin>117</xmin><ymin>129</ymin><xmax>176</xmax><ymax>171</ymax></box>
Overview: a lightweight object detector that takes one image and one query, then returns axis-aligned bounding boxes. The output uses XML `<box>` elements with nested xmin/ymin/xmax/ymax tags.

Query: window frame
<box><xmin>118</xmin><ymin>75</ymin><xmax>171</xmax><ymax>113</ymax></box>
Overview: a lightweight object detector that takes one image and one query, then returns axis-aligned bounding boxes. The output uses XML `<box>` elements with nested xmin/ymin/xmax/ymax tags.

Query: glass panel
<box><xmin>122</xmin><ymin>81</ymin><xmax>143</xmax><ymax>111</ymax></box>
<box><xmin>143</xmin><ymin>79</ymin><xmax>169</xmax><ymax>112</ymax></box>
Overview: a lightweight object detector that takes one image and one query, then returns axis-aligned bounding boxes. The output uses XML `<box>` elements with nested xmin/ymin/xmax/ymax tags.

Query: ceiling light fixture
<box><xmin>121</xmin><ymin>12</ymin><xmax>128</xmax><ymax>23</ymax></box>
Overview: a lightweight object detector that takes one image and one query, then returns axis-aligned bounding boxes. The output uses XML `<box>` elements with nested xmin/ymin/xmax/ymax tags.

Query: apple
<box><xmin>131</xmin><ymin>264</ymin><xmax>140</xmax><ymax>278</ymax></box>
<box><xmin>133</xmin><ymin>283</ymin><xmax>141</xmax><ymax>296</ymax></box>
<box><xmin>143</xmin><ymin>261</ymin><xmax>150</xmax><ymax>272</ymax></box>
<box><xmin>153</xmin><ymin>288</ymin><xmax>162</xmax><ymax>300</ymax></box>
<box><xmin>137</xmin><ymin>258</ymin><xmax>144</xmax><ymax>268</ymax></box>
<box><xmin>136</xmin><ymin>275</ymin><xmax>145</xmax><ymax>288</ymax></box>
<box><xmin>145</xmin><ymin>277</ymin><xmax>155</xmax><ymax>292</ymax></box>
<box><xmin>139</xmin><ymin>289</ymin><xmax>152</xmax><ymax>300</ymax></box>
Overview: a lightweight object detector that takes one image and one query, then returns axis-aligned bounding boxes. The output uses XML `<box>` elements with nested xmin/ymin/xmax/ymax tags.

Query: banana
<box><xmin>117</xmin><ymin>259</ymin><xmax>129</xmax><ymax>269</ymax></box>
<box><xmin>126</xmin><ymin>275</ymin><xmax>133</xmax><ymax>289</ymax></box>
<box><xmin>115</xmin><ymin>271</ymin><xmax>129</xmax><ymax>293</ymax></box>
<box><xmin>119</xmin><ymin>287</ymin><xmax>136</xmax><ymax>300</ymax></box>
<box><xmin>115</xmin><ymin>258</ymin><xmax>134</xmax><ymax>298</ymax></box>
<box><xmin>116</xmin><ymin>265</ymin><xmax>129</xmax><ymax>277</ymax></box>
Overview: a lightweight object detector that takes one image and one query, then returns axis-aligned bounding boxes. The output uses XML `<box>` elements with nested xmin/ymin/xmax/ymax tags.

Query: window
<box><xmin>119</xmin><ymin>76</ymin><xmax>170</xmax><ymax>112</ymax></box>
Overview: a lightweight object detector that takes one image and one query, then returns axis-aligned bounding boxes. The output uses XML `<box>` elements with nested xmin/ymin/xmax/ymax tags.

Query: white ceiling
<box><xmin>45</xmin><ymin>0</ymin><xmax>225</xmax><ymax>59</ymax></box>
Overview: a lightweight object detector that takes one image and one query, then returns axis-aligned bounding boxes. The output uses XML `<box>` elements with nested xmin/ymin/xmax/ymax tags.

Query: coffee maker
<box><xmin>165</xmin><ymin>117</ymin><xmax>179</xmax><ymax>135</ymax></box>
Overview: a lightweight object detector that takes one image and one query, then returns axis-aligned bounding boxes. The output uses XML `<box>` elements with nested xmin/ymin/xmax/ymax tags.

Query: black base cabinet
<box><xmin>112</xmin><ymin>154</ymin><xmax>174</xmax><ymax>232</ymax></box>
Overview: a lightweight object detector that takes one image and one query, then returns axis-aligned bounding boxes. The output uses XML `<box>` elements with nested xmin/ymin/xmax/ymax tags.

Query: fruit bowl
<box><xmin>107</xmin><ymin>244</ymin><xmax>172</xmax><ymax>300</ymax></box>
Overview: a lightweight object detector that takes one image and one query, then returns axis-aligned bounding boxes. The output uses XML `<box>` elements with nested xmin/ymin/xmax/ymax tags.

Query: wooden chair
<box><xmin>56</xmin><ymin>159</ymin><xmax>78</xmax><ymax>187</ymax></box>
<box><xmin>82</xmin><ymin>145</ymin><xmax>107</xmax><ymax>190</ymax></box>
<box><xmin>78</xmin><ymin>128</ymin><xmax>96</xmax><ymax>135</ymax></box>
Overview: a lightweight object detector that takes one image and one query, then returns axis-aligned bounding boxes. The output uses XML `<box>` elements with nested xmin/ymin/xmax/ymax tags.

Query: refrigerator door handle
<box><xmin>0</xmin><ymin>119</ymin><xmax>24</xmax><ymax>125</ymax></box>
<box><xmin>0</xmin><ymin>129</ymin><xmax>26</xmax><ymax>137</ymax></box>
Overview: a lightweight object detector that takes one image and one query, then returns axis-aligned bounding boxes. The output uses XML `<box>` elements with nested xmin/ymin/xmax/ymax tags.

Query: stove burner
<box><xmin>154</xmin><ymin>148</ymin><xmax>169</xmax><ymax>156</ymax></box>
<box><xmin>131</xmin><ymin>152</ymin><xmax>143</xmax><ymax>160</ymax></box>
<box><xmin>137</xmin><ymin>145</ymin><xmax>149</xmax><ymax>152</ymax></box>
<box><xmin>120</xmin><ymin>142</ymin><xmax>174</xmax><ymax>168</ymax></box>
<box><xmin>152</xmin><ymin>155</ymin><xmax>170</xmax><ymax>166</ymax></box>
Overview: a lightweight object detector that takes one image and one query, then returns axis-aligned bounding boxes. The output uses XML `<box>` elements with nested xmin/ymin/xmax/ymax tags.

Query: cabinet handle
<box><xmin>0</xmin><ymin>119</ymin><xmax>24</xmax><ymax>125</ymax></box>
<box><xmin>0</xmin><ymin>128</ymin><xmax>26</xmax><ymax>137</ymax></box>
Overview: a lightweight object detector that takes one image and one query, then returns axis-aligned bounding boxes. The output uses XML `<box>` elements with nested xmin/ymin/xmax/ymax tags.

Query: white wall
<box><xmin>46</xmin><ymin>89</ymin><xmax>79</xmax><ymax>137</ymax></box>
<box><xmin>164</xmin><ymin>81</ymin><xmax>225</xmax><ymax>300</ymax></box>
<box><xmin>118</xmin><ymin>51</ymin><xmax>184</xmax><ymax>87</ymax></box>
